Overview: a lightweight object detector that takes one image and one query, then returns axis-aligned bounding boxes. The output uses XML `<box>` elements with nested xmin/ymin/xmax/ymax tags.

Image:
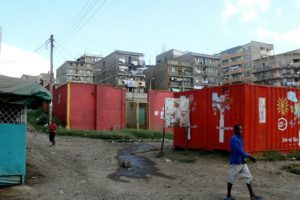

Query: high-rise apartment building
<box><xmin>145</xmin><ymin>49</ymin><xmax>220</xmax><ymax>92</ymax></box>
<box><xmin>93</xmin><ymin>50</ymin><xmax>146</xmax><ymax>93</ymax></box>
<box><xmin>56</xmin><ymin>54</ymin><xmax>102</xmax><ymax>86</ymax></box>
<box><xmin>218</xmin><ymin>41</ymin><xmax>273</xmax><ymax>84</ymax></box>
<box><xmin>253</xmin><ymin>49</ymin><xmax>300</xmax><ymax>87</ymax></box>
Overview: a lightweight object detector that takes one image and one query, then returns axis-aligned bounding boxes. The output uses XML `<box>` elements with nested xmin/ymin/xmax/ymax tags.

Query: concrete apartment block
<box><xmin>218</xmin><ymin>41</ymin><xmax>274</xmax><ymax>85</ymax></box>
<box><xmin>253</xmin><ymin>49</ymin><xmax>300</xmax><ymax>87</ymax></box>
<box><xmin>56</xmin><ymin>54</ymin><xmax>102</xmax><ymax>86</ymax></box>
<box><xmin>145</xmin><ymin>49</ymin><xmax>220</xmax><ymax>92</ymax></box>
<box><xmin>93</xmin><ymin>50</ymin><xmax>146</xmax><ymax>93</ymax></box>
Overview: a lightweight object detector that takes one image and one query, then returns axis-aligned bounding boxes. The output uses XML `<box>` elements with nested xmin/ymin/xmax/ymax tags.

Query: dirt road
<box><xmin>0</xmin><ymin>128</ymin><xmax>299</xmax><ymax>200</ymax></box>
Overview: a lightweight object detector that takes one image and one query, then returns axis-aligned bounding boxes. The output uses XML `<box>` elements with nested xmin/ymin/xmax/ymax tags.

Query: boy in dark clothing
<box><xmin>225</xmin><ymin>124</ymin><xmax>262</xmax><ymax>200</ymax></box>
<box><xmin>49</xmin><ymin>120</ymin><xmax>57</xmax><ymax>146</ymax></box>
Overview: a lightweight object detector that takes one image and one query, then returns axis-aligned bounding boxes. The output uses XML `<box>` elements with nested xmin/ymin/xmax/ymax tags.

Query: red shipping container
<box><xmin>174</xmin><ymin>84</ymin><xmax>300</xmax><ymax>153</ymax></box>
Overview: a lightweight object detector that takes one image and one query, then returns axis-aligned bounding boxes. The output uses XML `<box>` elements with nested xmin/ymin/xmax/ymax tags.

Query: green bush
<box><xmin>36</xmin><ymin>115</ymin><xmax>48</xmax><ymax>126</ymax></box>
<box><xmin>28</xmin><ymin>108</ymin><xmax>62</xmax><ymax>127</ymax></box>
<box><xmin>287</xmin><ymin>151</ymin><xmax>300</xmax><ymax>161</ymax></box>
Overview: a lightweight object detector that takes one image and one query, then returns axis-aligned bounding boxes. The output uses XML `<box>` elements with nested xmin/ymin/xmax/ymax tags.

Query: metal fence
<box><xmin>0</xmin><ymin>102</ymin><xmax>26</xmax><ymax>124</ymax></box>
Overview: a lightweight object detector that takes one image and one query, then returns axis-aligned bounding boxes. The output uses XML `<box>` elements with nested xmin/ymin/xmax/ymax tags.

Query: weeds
<box><xmin>256</xmin><ymin>151</ymin><xmax>286</xmax><ymax>161</ymax></box>
<box><xmin>287</xmin><ymin>151</ymin><xmax>300</xmax><ymax>161</ymax></box>
<box><xmin>161</xmin><ymin>149</ymin><xmax>228</xmax><ymax>163</ymax></box>
<box><xmin>281</xmin><ymin>163</ymin><xmax>300</xmax><ymax>175</ymax></box>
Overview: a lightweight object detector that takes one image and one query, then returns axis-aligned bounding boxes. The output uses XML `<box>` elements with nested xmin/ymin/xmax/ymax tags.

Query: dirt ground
<box><xmin>1</xmin><ymin>128</ymin><xmax>300</xmax><ymax>200</ymax></box>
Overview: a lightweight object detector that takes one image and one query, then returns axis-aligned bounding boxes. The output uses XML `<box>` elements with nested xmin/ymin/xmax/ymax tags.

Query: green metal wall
<box><xmin>0</xmin><ymin>124</ymin><xmax>26</xmax><ymax>185</ymax></box>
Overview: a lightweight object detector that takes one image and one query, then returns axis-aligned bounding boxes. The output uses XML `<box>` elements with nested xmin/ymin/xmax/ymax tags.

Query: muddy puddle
<box><xmin>108</xmin><ymin>143</ymin><xmax>173</xmax><ymax>182</ymax></box>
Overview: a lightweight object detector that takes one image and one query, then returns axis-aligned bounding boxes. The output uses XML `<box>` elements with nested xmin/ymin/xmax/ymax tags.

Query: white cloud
<box><xmin>256</xmin><ymin>27</ymin><xmax>300</xmax><ymax>45</ymax></box>
<box><xmin>222</xmin><ymin>3</ymin><xmax>238</xmax><ymax>19</ymax></box>
<box><xmin>0</xmin><ymin>43</ymin><xmax>49</xmax><ymax>78</ymax></box>
<box><xmin>242</xmin><ymin>8</ymin><xmax>257</xmax><ymax>22</ymax></box>
<box><xmin>222</xmin><ymin>0</ymin><xmax>271</xmax><ymax>23</ymax></box>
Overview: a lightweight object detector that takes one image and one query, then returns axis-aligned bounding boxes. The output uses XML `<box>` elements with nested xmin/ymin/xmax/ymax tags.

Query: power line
<box><xmin>0</xmin><ymin>39</ymin><xmax>49</xmax><ymax>64</ymax></box>
<box><xmin>58</xmin><ymin>0</ymin><xmax>107</xmax><ymax>44</ymax></box>
<box><xmin>56</xmin><ymin>0</ymin><xmax>99</xmax><ymax>41</ymax></box>
<box><xmin>54</xmin><ymin>46</ymin><xmax>68</xmax><ymax>62</ymax></box>
<box><xmin>54</xmin><ymin>40</ymin><xmax>77</xmax><ymax>60</ymax></box>
<box><xmin>56</xmin><ymin>0</ymin><xmax>94</xmax><ymax>38</ymax></box>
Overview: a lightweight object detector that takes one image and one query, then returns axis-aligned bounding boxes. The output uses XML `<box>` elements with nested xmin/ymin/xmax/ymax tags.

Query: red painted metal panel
<box><xmin>174</xmin><ymin>84</ymin><xmax>300</xmax><ymax>153</ymax></box>
<box><xmin>70</xmin><ymin>83</ymin><xmax>96</xmax><ymax>130</ymax></box>
<box><xmin>53</xmin><ymin>83</ymin><xmax>126</xmax><ymax>131</ymax></box>
<box><xmin>148</xmin><ymin>90</ymin><xmax>174</xmax><ymax>132</ymax></box>
<box><xmin>53</xmin><ymin>84</ymin><xmax>67</xmax><ymax>125</ymax></box>
<box><xmin>174</xmin><ymin>90</ymin><xmax>210</xmax><ymax>150</ymax></box>
<box><xmin>96</xmin><ymin>85</ymin><xmax>126</xmax><ymax>131</ymax></box>
<box><xmin>208</xmin><ymin>85</ymin><xmax>245</xmax><ymax>151</ymax></box>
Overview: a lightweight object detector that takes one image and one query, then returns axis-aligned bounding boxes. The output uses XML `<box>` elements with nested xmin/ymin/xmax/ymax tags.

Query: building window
<box><xmin>171</xmin><ymin>66</ymin><xmax>176</xmax><ymax>73</ymax></box>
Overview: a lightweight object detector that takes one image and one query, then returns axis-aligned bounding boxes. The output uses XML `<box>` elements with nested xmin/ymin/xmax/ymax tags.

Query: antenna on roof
<box><xmin>161</xmin><ymin>44</ymin><xmax>166</xmax><ymax>53</ymax></box>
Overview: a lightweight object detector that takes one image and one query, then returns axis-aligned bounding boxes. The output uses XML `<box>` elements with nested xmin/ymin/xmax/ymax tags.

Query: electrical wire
<box><xmin>58</xmin><ymin>0</ymin><xmax>107</xmax><ymax>44</ymax></box>
<box><xmin>54</xmin><ymin>40</ymin><xmax>77</xmax><ymax>60</ymax></box>
<box><xmin>54</xmin><ymin>46</ymin><xmax>68</xmax><ymax>62</ymax></box>
<box><xmin>56</xmin><ymin>0</ymin><xmax>94</xmax><ymax>38</ymax></box>
<box><xmin>56</xmin><ymin>0</ymin><xmax>100</xmax><ymax>41</ymax></box>
<box><xmin>53</xmin><ymin>48</ymin><xmax>67</xmax><ymax>72</ymax></box>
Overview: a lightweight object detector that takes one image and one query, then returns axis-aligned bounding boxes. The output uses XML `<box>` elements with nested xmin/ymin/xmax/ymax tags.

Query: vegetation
<box><xmin>256</xmin><ymin>151</ymin><xmax>286</xmax><ymax>161</ymax></box>
<box><xmin>281</xmin><ymin>163</ymin><xmax>300</xmax><ymax>175</ymax></box>
<box><xmin>161</xmin><ymin>149</ymin><xmax>229</xmax><ymax>163</ymax></box>
<box><xmin>27</xmin><ymin>109</ymin><xmax>173</xmax><ymax>142</ymax></box>
<box><xmin>288</xmin><ymin>151</ymin><xmax>300</xmax><ymax>161</ymax></box>
<box><xmin>256</xmin><ymin>150</ymin><xmax>300</xmax><ymax>161</ymax></box>
<box><xmin>160</xmin><ymin>149</ymin><xmax>300</xmax><ymax>164</ymax></box>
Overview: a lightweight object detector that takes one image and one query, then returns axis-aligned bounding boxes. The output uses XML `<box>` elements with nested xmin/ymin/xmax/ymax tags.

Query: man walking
<box><xmin>225</xmin><ymin>124</ymin><xmax>262</xmax><ymax>200</ymax></box>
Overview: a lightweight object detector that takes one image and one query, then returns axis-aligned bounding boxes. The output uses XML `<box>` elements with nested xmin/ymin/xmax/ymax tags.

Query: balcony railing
<box><xmin>222</xmin><ymin>77</ymin><xmax>245</xmax><ymax>84</ymax></box>
<box><xmin>224</xmin><ymin>67</ymin><xmax>245</xmax><ymax>75</ymax></box>
<box><xmin>254</xmin><ymin>72</ymin><xmax>282</xmax><ymax>81</ymax></box>
<box><xmin>221</xmin><ymin>52</ymin><xmax>244</xmax><ymax>60</ymax></box>
<box><xmin>222</xmin><ymin>60</ymin><xmax>244</xmax><ymax>68</ymax></box>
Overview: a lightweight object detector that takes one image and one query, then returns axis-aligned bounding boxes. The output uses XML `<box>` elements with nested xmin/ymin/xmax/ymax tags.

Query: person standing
<box><xmin>225</xmin><ymin>124</ymin><xmax>262</xmax><ymax>200</ymax></box>
<box><xmin>49</xmin><ymin>120</ymin><xmax>57</xmax><ymax>146</ymax></box>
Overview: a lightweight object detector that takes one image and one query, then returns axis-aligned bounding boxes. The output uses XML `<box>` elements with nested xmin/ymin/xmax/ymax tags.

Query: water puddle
<box><xmin>108</xmin><ymin>143</ymin><xmax>173</xmax><ymax>182</ymax></box>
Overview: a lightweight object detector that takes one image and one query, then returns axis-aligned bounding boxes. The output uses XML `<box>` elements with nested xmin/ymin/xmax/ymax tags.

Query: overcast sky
<box><xmin>1</xmin><ymin>0</ymin><xmax>300</xmax><ymax>78</ymax></box>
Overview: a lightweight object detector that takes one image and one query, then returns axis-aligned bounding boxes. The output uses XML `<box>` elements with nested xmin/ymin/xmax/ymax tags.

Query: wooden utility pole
<box><xmin>49</xmin><ymin>34</ymin><xmax>54</xmax><ymax>125</ymax></box>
